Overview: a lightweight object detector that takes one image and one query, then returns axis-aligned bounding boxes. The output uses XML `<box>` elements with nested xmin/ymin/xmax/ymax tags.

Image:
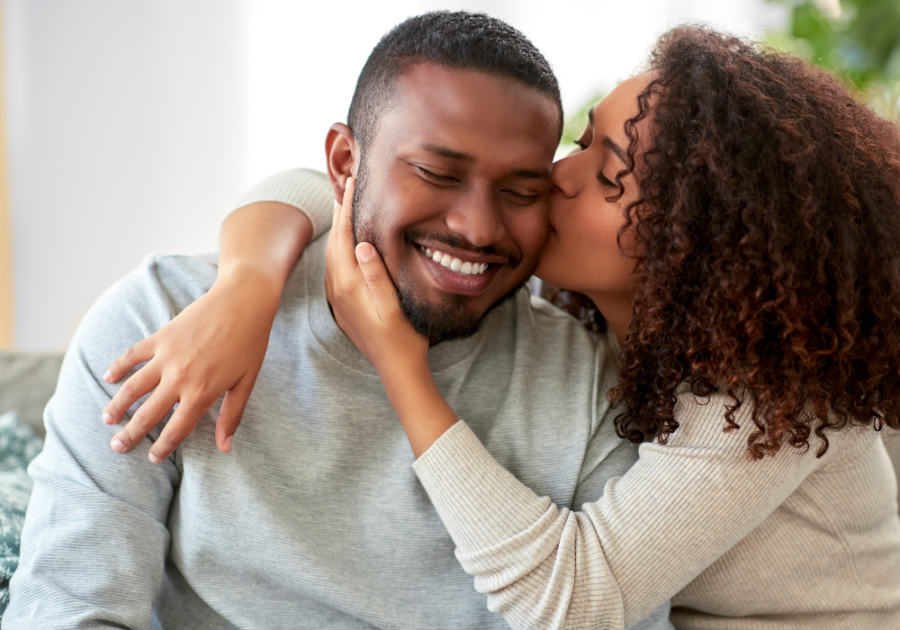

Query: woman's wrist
<box><xmin>375</xmin><ymin>353</ymin><xmax>431</xmax><ymax>398</ymax></box>
<box><xmin>214</xmin><ymin>262</ymin><xmax>285</xmax><ymax>314</ymax></box>
<box><xmin>378</xmin><ymin>361</ymin><xmax>458</xmax><ymax>458</ymax></box>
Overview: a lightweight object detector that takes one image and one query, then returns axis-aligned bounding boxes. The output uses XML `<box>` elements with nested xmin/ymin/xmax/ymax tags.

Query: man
<box><xmin>6</xmin><ymin>12</ymin><xmax>670</xmax><ymax>629</ymax></box>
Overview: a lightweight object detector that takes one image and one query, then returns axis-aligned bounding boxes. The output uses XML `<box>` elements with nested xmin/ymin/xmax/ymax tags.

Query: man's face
<box><xmin>352</xmin><ymin>64</ymin><xmax>560</xmax><ymax>342</ymax></box>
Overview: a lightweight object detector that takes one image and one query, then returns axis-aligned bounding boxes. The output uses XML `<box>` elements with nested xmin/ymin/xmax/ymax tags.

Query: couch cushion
<box><xmin>0</xmin><ymin>411</ymin><xmax>43</xmax><ymax>621</ymax></box>
<box><xmin>0</xmin><ymin>352</ymin><xmax>64</xmax><ymax>440</ymax></box>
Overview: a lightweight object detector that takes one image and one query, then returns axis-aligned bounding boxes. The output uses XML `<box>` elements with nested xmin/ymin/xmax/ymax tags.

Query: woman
<box><xmin>104</xmin><ymin>27</ymin><xmax>900</xmax><ymax>628</ymax></box>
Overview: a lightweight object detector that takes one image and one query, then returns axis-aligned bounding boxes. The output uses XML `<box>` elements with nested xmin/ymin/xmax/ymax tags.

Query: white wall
<box><xmin>239</xmin><ymin>0</ymin><xmax>788</xmax><ymax>183</ymax></box>
<box><xmin>3</xmin><ymin>0</ymin><xmax>787</xmax><ymax>351</ymax></box>
<box><xmin>4</xmin><ymin>0</ymin><xmax>245</xmax><ymax>350</ymax></box>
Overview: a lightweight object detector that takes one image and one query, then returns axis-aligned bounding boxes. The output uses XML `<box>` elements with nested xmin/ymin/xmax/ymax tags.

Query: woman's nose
<box><xmin>550</xmin><ymin>152</ymin><xmax>579</xmax><ymax>199</ymax></box>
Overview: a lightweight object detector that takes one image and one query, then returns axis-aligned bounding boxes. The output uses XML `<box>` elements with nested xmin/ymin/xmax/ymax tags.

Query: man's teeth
<box><xmin>420</xmin><ymin>246</ymin><xmax>489</xmax><ymax>276</ymax></box>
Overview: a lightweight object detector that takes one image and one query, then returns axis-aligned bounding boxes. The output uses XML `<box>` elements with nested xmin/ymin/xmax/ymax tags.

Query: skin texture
<box><xmin>105</xmin><ymin>64</ymin><xmax>560</xmax><ymax>462</ymax></box>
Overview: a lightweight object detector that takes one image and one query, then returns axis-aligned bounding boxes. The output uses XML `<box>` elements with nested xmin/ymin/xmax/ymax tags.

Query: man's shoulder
<box><xmin>72</xmin><ymin>252</ymin><xmax>219</xmax><ymax>357</ymax></box>
<box><xmin>508</xmin><ymin>291</ymin><xmax>606</xmax><ymax>360</ymax></box>
<box><xmin>105</xmin><ymin>252</ymin><xmax>218</xmax><ymax>311</ymax></box>
<box><xmin>527</xmin><ymin>293</ymin><xmax>587</xmax><ymax>324</ymax></box>
<box><xmin>130</xmin><ymin>251</ymin><xmax>220</xmax><ymax>304</ymax></box>
<box><xmin>500</xmin><ymin>291</ymin><xmax>619</xmax><ymax>435</ymax></box>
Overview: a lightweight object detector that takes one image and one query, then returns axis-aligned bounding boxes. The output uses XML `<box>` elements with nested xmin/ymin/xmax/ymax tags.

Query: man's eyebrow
<box><xmin>420</xmin><ymin>143</ymin><xmax>475</xmax><ymax>162</ymax></box>
<box><xmin>511</xmin><ymin>168</ymin><xmax>551</xmax><ymax>181</ymax></box>
<box><xmin>602</xmin><ymin>136</ymin><xmax>628</xmax><ymax>167</ymax></box>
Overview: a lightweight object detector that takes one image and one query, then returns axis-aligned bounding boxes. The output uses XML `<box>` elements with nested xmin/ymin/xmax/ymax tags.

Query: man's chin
<box><xmin>398</xmin><ymin>282</ymin><xmax>528</xmax><ymax>344</ymax></box>
<box><xmin>399</xmin><ymin>292</ymin><xmax>487</xmax><ymax>343</ymax></box>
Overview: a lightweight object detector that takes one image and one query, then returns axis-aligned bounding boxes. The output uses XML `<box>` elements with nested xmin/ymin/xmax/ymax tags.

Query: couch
<box><xmin>2</xmin><ymin>350</ymin><xmax>899</xmax><ymax>512</ymax></box>
<box><xmin>0</xmin><ymin>352</ymin><xmax>63</xmax><ymax>439</ymax></box>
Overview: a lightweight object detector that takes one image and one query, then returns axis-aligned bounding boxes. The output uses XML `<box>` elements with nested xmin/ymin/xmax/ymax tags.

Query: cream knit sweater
<box><xmin>238</xmin><ymin>168</ymin><xmax>900</xmax><ymax>630</ymax></box>
<box><xmin>413</xmin><ymin>393</ymin><xmax>900</xmax><ymax>630</ymax></box>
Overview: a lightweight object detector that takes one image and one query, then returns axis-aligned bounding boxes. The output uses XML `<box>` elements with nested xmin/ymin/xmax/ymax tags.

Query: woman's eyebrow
<box><xmin>602</xmin><ymin>136</ymin><xmax>628</xmax><ymax>166</ymax></box>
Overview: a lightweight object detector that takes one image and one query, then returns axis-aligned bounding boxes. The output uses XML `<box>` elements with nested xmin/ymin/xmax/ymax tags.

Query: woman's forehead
<box><xmin>593</xmin><ymin>73</ymin><xmax>654</xmax><ymax>127</ymax></box>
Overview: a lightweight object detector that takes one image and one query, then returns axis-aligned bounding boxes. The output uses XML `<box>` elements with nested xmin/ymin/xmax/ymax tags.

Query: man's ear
<box><xmin>325</xmin><ymin>123</ymin><xmax>359</xmax><ymax>205</ymax></box>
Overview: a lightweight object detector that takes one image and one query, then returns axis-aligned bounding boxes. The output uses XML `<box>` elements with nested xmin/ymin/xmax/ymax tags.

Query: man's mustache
<box><xmin>403</xmin><ymin>228</ymin><xmax>522</xmax><ymax>269</ymax></box>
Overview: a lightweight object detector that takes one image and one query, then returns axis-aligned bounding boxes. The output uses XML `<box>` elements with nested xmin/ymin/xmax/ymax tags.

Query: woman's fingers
<box><xmin>326</xmin><ymin>176</ymin><xmax>363</xmax><ymax>306</ymax></box>
<box><xmin>104</xmin><ymin>337</ymin><xmax>156</xmax><ymax>384</ymax></box>
<box><xmin>110</xmin><ymin>387</ymin><xmax>180</xmax><ymax>453</ymax></box>
<box><xmin>336</xmin><ymin>176</ymin><xmax>358</xmax><ymax>272</ymax></box>
<box><xmin>147</xmin><ymin>398</ymin><xmax>215</xmax><ymax>463</ymax></box>
<box><xmin>325</xmin><ymin>177</ymin><xmax>356</xmax><ymax>298</ymax></box>
<box><xmin>355</xmin><ymin>242</ymin><xmax>400</xmax><ymax>323</ymax></box>
<box><xmin>214</xmin><ymin>376</ymin><xmax>256</xmax><ymax>453</ymax></box>
<box><xmin>102</xmin><ymin>363</ymin><xmax>162</xmax><ymax>425</ymax></box>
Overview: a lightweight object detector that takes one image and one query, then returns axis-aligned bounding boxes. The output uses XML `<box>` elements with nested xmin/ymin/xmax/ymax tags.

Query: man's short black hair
<box><xmin>347</xmin><ymin>11</ymin><xmax>563</xmax><ymax>151</ymax></box>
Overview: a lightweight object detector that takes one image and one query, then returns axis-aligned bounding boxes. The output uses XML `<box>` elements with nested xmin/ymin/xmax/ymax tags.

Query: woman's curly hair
<box><xmin>597</xmin><ymin>26</ymin><xmax>900</xmax><ymax>459</ymax></box>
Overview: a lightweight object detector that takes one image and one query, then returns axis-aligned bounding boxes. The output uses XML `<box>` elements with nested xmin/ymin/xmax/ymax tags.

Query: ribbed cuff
<box><xmin>230</xmin><ymin>168</ymin><xmax>334</xmax><ymax>240</ymax></box>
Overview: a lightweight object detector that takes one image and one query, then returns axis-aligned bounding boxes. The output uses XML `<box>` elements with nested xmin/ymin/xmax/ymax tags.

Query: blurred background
<box><xmin>0</xmin><ymin>0</ymin><xmax>896</xmax><ymax>351</ymax></box>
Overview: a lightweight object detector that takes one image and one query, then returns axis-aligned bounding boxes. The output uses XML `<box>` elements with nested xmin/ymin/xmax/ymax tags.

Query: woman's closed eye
<box><xmin>597</xmin><ymin>170</ymin><xmax>616</xmax><ymax>188</ymax></box>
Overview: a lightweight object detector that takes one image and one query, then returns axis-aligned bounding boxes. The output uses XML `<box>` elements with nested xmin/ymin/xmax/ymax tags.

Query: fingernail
<box><xmin>103</xmin><ymin>370</ymin><xmax>112</xmax><ymax>382</ymax></box>
<box><xmin>149</xmin><ymin>452</ymin><xmax>161</xmax><ymax>464</ymax></box>
<box><xmin>223</xmin><ymin>435</ymin><xmax>233</xmax><ymax>452</ymax></box>
<box><xmin>111</xmin><ymin>438</ymin><xmax>126</xmax><ymax>452</ymax></box>
<box><xmin>356</xmin><ymin>243</ymin><xmax>375</xmax><ymax>262</ymax></box>
<box><xmin>102</xmin><ymin>412</ymin><xmax>115</xmax><ymax>425</ymax></box>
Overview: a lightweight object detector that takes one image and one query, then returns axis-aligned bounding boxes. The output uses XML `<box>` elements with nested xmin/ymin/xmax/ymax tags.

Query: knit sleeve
<box><xmin>412</xmin><ymin>391</ymin><xmax>824</xmax><ymax>629</ymax></box>
<box><xmin>230</xmin><ymin>168</ymin><xmax>334</xmax><ymax>240</ymax></box>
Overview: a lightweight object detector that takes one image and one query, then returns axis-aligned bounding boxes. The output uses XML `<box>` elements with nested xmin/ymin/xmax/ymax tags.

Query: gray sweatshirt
<box><xmin>5</xmin><ymin>236</ymin><xmax>672</xmax><ymax>629</ymax></box>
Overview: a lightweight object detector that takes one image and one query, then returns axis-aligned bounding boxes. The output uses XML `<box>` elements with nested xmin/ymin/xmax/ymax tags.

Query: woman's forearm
<box><xmin>218</xmin><ymin>167</ymin><xmax>335</xmax><ymax>290</ymax></box>
<box><xmin>410</xmin><ymin>390</ymin><xmax>824</xmax><ymax>629</ymax></box>
<box><xmin>218</xmin><ymin>201</ymin><xmax>313</xmax><ymax>291</ymax></box>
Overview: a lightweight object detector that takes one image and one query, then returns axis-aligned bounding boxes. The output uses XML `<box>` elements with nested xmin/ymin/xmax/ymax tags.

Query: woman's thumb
<box><xmin>355</xmin><ymin>242</ymin><xmax>395</xmax><ymax>302</ymax></box>
<box><xmin>356</xmin><ymin>242</ymin><xmax>377</xmax><ymax>264</ymax></box>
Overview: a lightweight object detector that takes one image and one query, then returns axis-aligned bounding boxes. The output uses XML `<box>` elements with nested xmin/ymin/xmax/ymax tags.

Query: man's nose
<box><xmin>444</xmin><ymin>186</ymin><xmax>506</xmax><ymax>247</ymax></box>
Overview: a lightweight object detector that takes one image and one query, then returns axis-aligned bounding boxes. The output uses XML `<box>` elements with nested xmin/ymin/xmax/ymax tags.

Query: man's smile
<box><xmin>420</xmin><ymin>245</ymin><xmax>490</xmax><ymax>276</ymax></box>
<box><xmin>413</xmin><ymin>242</ymin><xmax>504</xmax><ymax>296</ymax></box>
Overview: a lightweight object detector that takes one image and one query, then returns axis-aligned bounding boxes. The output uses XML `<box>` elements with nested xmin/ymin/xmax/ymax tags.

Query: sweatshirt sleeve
<box><xmin>230</xmin><ymin>168</ymin><xmax>335</xmax><ymax>241</ymax></box>
<box><xmin>412</xmin><ymin>391</ymin><xmax>824</xmax><ymax>630</ymax></box>
<box><xmin>4</xmin><ymin>258</ymin><xmax>185</xmax><ymax>629</ymax></box>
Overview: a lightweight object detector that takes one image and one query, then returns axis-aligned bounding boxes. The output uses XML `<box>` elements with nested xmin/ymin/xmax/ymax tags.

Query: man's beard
<box><xmin>351</xmin><ymin>158</ymin><xmax>528</xmax><ymax>343</ymax></box>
